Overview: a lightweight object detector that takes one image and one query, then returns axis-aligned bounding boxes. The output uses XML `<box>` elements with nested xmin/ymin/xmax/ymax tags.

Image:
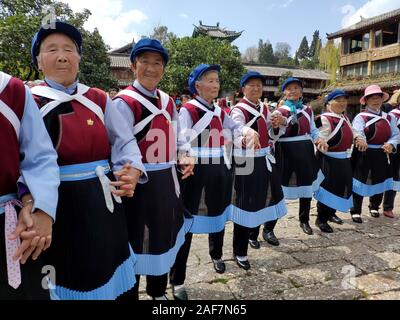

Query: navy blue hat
<box><xmin>240</xmin><ymin>71</ymin><xmax>264</xmax><ymax>88</ymax></box>
<box><xmin>130</xmin><ymin>38</ymin><xmax>169</xmax><ymax>65</ymax></box>
<box><xmin>326</xmin><ymin>89</ymin><xmax>348</xmax><ymax>103</ymax></box>
<box><xmin>31</xmin><ymin>21</ymin><xmax>82</xmax><ymax>67</ymax></box>
<box><xmin>281</xmin><ymin>77</ymin><xmax>303</xmax><ymax>92</ymax></box>
<box><xmin>188</xmin><ymin>64</ymin><xmax>221</xmax><ymax>94</ymax></box>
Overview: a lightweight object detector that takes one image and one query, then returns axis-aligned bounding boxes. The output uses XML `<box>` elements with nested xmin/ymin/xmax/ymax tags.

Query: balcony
<box><xmin>340</xmin><ymin>43</ymin><xmax>400</xmax><ymax>66</ymax></box>
<box><xmin>370</xmin><ymin>43</ymin><xmax>400</xmax><ymax>61</ymax></box>
<box><xmin>340</xmin><ymin>51</ymin><xmax>369</xmax><ymax>66</ymax></box>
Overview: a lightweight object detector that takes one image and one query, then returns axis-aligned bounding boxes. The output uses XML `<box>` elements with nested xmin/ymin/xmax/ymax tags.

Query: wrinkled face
<box><xmin>329</xmin><ymin>96</ymin><xmax>348</xmax><ymax>114</ymax></box>
<box><xmin>243</xmin><ymin>78</ymin><xmax>263</xmax><ymax>103</ymax></box>
<box><xmin>131</xmin><ymin>51</ymin><xmax>165</xmax><ymax>90</ymax></box>
<box><xmin>366</xmin><ymin>94</ymin><xmax>384</xmax><ymax>110</ymax></box>
<box><xmin>37</xmin><ymin>33</ymin><xmax>81</xmax><ymax>87</ymax></box>
<box><xmin>195</xmin><ymin>71</ymin><xmax>220</xmax><ymax>102</ymax></box>
<box><xmin>284</xmin><ymin>82</ymin><xmax>302</xmax><ymax>101</ymax></box>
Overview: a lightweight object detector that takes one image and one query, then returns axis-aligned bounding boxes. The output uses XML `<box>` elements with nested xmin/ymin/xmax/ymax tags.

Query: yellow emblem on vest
<box><xmin>87</xmin><ymin>119</ymin><xmax>94</xmax><ymax>126</ymax></box>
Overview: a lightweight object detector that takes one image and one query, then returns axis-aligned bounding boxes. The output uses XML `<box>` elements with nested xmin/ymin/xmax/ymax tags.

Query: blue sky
<box><xmin>63</xmin><ymin>0</ymin><xmax>400</xmax><ymax>54</ymax></box>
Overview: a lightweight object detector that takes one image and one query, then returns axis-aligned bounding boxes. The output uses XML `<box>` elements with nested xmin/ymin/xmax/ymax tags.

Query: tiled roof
<box><xmin>193</xmin><ymin>22</ymin><xmax>243</xmax><ymax>41</ymax></box>
<box><xmin>244</xmin><ymin>64</ymin><xmax>330</xmax><ymax>81</ymax></box>
<box><xmin>109</xmin><ymin>54</ymin><xmax>131</xmax><ymax>68</ymax></box>
<box><xmin>327</xmin><ymin>8</ymin><xmax>400</xmax><ymax>39</ymax></box>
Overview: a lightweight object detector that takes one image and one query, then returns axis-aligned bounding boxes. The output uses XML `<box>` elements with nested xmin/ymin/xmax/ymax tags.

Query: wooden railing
<box><xmin>340</xmin><ymin>43</ymin><xmax>400</xmax><ymax>66</ymax></box>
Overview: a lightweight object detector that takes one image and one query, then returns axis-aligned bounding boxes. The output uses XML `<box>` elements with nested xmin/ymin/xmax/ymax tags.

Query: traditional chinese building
<box><xmin>244</xmin><ymin>63</ymin><xmax>329</xmax><ymax>102</ymax></box>
<box><xmin>193</xmin><ymin>21</ymin><xmax>243</xmax><ymax>43</ymax></box>
<box><xmin>108</xmin><ymin>42</ymin><xmax>134</xmax><ymax>88</ymax></box>
<box><xmin>326</xmin><ymin>8</ymin><xmax>400</xmax><ymax>118</ymax></box>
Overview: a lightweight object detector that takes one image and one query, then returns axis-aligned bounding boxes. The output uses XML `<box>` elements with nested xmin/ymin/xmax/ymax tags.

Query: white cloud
<box><xmin>281</xmin><ymin>0</ymin><xmax>294</xmax><ymax>8</ymax></box>
<box><xmin>341</xmin><ymin>0</ymin><xmax>400</xmax><ymax>28</ymax></box>
<box><xmin>62</xmin><ymin>0</ymin><xmax>148</xmax><ymax>49</ymax></box>
<box><xmin>179</xmin><ymin>13</ymin><xmax>189</xmax><ymax>19</ymax></box>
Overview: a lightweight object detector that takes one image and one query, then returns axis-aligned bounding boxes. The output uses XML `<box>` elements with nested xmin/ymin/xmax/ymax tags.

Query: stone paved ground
<box><xmin>140</xmin><ymin>198</ymin><xmax>400</xmax><ymax>300</ymax></box>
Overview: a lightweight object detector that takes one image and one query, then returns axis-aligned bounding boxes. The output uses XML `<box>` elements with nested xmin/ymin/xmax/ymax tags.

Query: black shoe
<box><xmin>263</xmin><ymin>230</ymin><xmax>280</xmax><ymax>246</ymax></box>
<box><xmin>316</xmin><ymin>219</ymin><xmax>334</xmax><ymax>233</ymax></box>
<box><xmin>212</xmin><ymin>259</ymin><xmax>226</xmax><ymax>274</ymax></box>
<box><xmin>249</xmin><ymin>239</ymin><xmax>261</xmax><ymax>250</ymax></box>
<box><xmin>328</xmin><ymin>214</ymin><xmax>344</xmax><ymax>225</ymax></box>
<box><xmin>235</xmin><ymin>257</ymin><xmax>251</xmax><ymax>271</ymax></box>
<box><xmin>351</xmin><ymin>214</ymin><xmax>363</xmax><ymax>224</ymax></box>
<box><xmin>172</xmin><ymin>286</ymin><xmax>188</xmax><ymax>301</ymax></box>
<box><xmin>300</xmin><ymin>222</ymin><xmax>313</xmax><ymax>235</ymax></box>
<box><xmin>370</xmin><ymin>210</ymin><xmax>380</xmax><ymax>218</ymax></box>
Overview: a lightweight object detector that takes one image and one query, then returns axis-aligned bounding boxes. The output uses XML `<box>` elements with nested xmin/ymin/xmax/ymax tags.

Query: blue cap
<box><xmin>31</xmin><ymin>21</ymin><xmax>82</xmax><ymax>67</ymax></box>
<box><xmin>130</xmin><ymin>38</ymin><xmax>169</xmax><ymax>65</ymax></box>
<box><xmin>188</xmin><ymin>64</ymin><xmax>221</xmax><ymax>94</ymax></box>
<box><xmin>240</xmin><ymin>71</ymin><xmax>264</xmax><ymax>88</ymax></box>
<box><xmin>281</xmin><ymin>77</ymin><xmax>303</xmax><ymax>92</ymax></box>
<box><xmin>326</xmin><ymin>89</ymin><xmax>348</xmax><ymax>102</ymax></box>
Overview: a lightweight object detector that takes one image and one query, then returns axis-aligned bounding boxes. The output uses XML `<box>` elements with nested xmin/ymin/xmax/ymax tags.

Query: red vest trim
<box><xmin>115</xmin><ymin>86</ymin><xmax>177</xmax><ymax>163</ymax></box>
<box><xmin>33</xmin><ymin>83</ymin><xmax>111</xmax><ymax>166</ymax></box>
<box><xmin>0</xmin><ymin>76</ymin><xmax>25</xmax><ymax>195</ymax></box>
<box><xmin>183</xmin><ymin>101</ymin><xmax>226</xmax><ymax>148</ymax></box>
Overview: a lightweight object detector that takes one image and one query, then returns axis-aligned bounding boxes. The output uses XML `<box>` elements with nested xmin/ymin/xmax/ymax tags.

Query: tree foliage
<box><xmin>258</xmin><ymin>39</ymin><xmax>276</xmax><ymax>64</ymax></box>
<box><xmin>148</xmin><ymin>25</ymin><xmax>177</xmax><ymax>46</ymax></box>
<box><xmin>0</xmin><ymin>0</ymin><xmax>117</xmax><ymax>89</ymax></box>
<box><xmin>161</xmin><ymin>36</ymin><xmax>245</xmax><ymax>94</ymax></box>
<box><xmin>318</xmin><ymin>40</ymin><xmax>340</xmax><ymax>83</ymax></box>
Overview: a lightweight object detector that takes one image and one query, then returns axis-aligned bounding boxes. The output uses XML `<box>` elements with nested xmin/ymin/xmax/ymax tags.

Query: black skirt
<box><xmin>314</xmin><ymin>152</ymin><xmax>353</xmax><ymax>212</ymax></box>
<box><xmin>275</xmin><ymin>140</ymin><xmax>323</xmax><ymax>199</ymax></box>
<box><xmin>391</xmin><ymin>151</ymin><xmax>400</xmax><ymax>191</ymax></box>
<box><xmin>231</xmin><ymin>155</ymin><xmax>287</xmax><ymax>227</ymax></box>
<box><xmin>123</xmin><ymin>166</ymin><xmax>192</xmax><ymax>276</ymax></box>
<box><xmin>43</xmin><ymin>172</ymin><xmax>136</xmax><ymax>300</ymax></box>
<box><xmin>181</xmin><ymin>158</ymin><xmax>234</xmax><ymax>234</ymax></box>
<box><xmin>352</xmin><ymin>148</ymin><xmax>393</xmax><ymax>197</ymax></box>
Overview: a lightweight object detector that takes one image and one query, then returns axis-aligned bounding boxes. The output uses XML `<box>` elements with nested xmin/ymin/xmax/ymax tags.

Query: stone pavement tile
<box><xmin>368</xmin><ymin>291</ymin><xmax>400</xmax><ymax>300</ymax></box>
<box><xmin>363</xmin><ymin>225</ymin><xmax>400</xmax><ymax>239</ymax></box>
<box><xmin>319</xmin><ymin>230</ymin><xmax>369</xmax><ymax>246</ymax></box>
<box><xmin>375</xmin><ymin>252</ymin><xmax>400</xmax><ymax>269</ymax></box>
<box><xmin>364</xmin><ymin>236</ymin><xmax>400</xmax><ymax>253</ymax></box>
<box><xmin>355</xmin><ymin>271</ymin><xmax>400</xmax><ymax>295</ymax></box>
<box><xmin>346</xmin><ymin>252</ymin><xmax>396</xmax><ymax>273</ymax></box>
<box><xmin>279</xmin><ymin>260</ymin><xmax>363</xmax><ymax>287</ymax></box>
<box><xmin>250</xmin><ymin>249</ymin><xmax>302</xmax><ymax>272</ymax></box>
<box><xmin>227</xmin><ymin>272</ymin><xmax>291</xmax><ymax>300</ymax></box>
<box><xmin>282</xmin><ymin>280</ymin><xmax>363</xmax><ymax>300</ymax></box>
<box><xmin>185</xmin><ymin>258</ymin><xmax>238</xmax><ymax>286</ymax></box>
<box><xmin>291</xmin><ymin>246</ymin><xmax>352</xmax><ymax>265</ymax></box>
<box><xmin>269</xmin><ymin>238</ymin><xmax>309</xmax><ymax>254</ymax></box>
<box><xmin>185</xmin><ymin>282</ymin><xmax>236</xmax><ymax>300</ymax></box>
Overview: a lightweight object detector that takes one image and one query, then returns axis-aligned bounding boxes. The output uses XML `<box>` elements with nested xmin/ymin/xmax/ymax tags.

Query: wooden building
<box><xmin>327</xmin><ymin>8</ymin><xmax>400</xmax><ymax>118</ymax></box>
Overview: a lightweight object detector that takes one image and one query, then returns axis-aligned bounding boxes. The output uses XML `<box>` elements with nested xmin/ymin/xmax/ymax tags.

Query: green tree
<box><xmin>295</xmin><ymin>36</ymin><xmax>309</xmax><ymax>61</ymax></box>
<box><xmin>258</xmin><ymin>39</ymin><xmax>276</xmax><ymax>64</ymax></box>
<box><xmin>308</xmin><ymin>30</ymin><xmax>321</xmax><ymax>58</ymax></box>
<box><xmin>148</xmin><ymin>25</ymin><xmax>177</xmax><ymax>46</ymax></box>
<box><xmin>79</xmin><ymin>28</ymin><xmax>118</xmax><ymax>90</ymax></box>
<box><xmin>161</xmin><ymin>36</ymin><xmax>245</xmax><ymax>94</ymax></box>
<box><xmin>0</xmin><ymin>1</ymin><xmax>117</xmax><ymax>89</ymax></box>
<box><xmin>319</xmin><ymin>40</ymin><xmax>340</xmax><ymax>83</ymax></box>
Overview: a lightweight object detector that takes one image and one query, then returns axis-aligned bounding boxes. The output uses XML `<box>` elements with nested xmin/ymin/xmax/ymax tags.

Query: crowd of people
<box><xmin>1</xmin><ymin>21</ymin><xmax>400</xmax><ymax>301</ymax></box>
